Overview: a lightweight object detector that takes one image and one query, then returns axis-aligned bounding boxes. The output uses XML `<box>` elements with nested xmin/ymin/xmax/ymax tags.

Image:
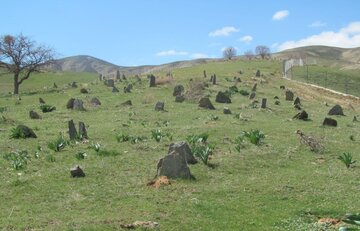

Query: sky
<box><xmin>1</xmin><ymin>0</ymin><xmax>360</xmax><ymax>66</ymax></box>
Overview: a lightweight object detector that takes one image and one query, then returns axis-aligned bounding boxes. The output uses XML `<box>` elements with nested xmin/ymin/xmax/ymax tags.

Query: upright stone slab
<box><xmin>212</xmin><ymin>74</ymin><xmax>216</xmax><ymax>85</ymax></box>
<box><xmin>68</xmin><ymin>120</ymin><xmax>78</xmax><ymax>140</ymax></box>
<box><xmin>323</xmin><ymin>117</ymin><xmax>337</xmax><ymax>127</ymax></box>
<box><xmin>261</xmin><ymin>98</ymin><xmax>267</xmax><ymax>109</ymax></box>
<box><xmin>112</xmin><ymin>86</ymin><xmax>119</xmax><ymax>92</ymax></box>
<box><xmin>157</xmin><ymin>151</ymin><xmax>194</xmax><ymax>179</ymax></box>
<box><xmin>294</xmin><ymin>97</ymin><xmax>301</xmax><ymax>106</ymax></box>
<box><xmin>173</xmin><ymin>85</ymin><xmax>184</xmax><ymax>96</ymax></box>
<box><xmin>124</xmin><ymin>84</ymin><xmax>132</xmax><ymax>93</ymax></box>
<box><xmin>149</xmin><ymin>75</ymin><xmax>156</xmax><ymax>87</ymax></box>
<box><xmin>168</xmin><ymin>141</ymin><xmax>197</xmax><ymax>164</ymax></box>
<box><xmin>39</xmin><ymin>97</ymin><xmax>46</xmax><ymax>104</ymax></box>
<box><xmin>155</xmin><ymin>102</ymin><xmax>165</xmax><ymax>111</ymax></box>
<box><xmin>249</xmin><ymin>92</ymin><xmax>256</xmax><ymax>100</ymax></box>
<box><xmin>67</xmin><ymin>98</ymin><xmax>75</xmax><ymax>109</ymax></box>
<box><xmin>210</xmin><ymin>75</ymin><xmax>214</xmax><ymax>82</ymax></box>
<box><xmin>203</xmin><ymin>70</ymin><xmax>207</xmax><ymax>78</ymax></box>
<box><xmin>293</xmin><ymin>110</ymin><xmax>308</xmax><ymax>121</ymax></box>
<box><xmin>255</xmin><ymin>70</ymin><xmax>261</xmax><ymax>77</ymax></box>
<box><xmin>328</xmin><ymin>104</ymin><xmax>344</xmax><ymax>116</ymax></box>
<box><xmin>215</xmin><ymin>91</ymin><xmax>231</xmax><ymax>103</ymax></box>
<box><xmin>78</xmin><ymin>121</ymin><xmax>88</xmax><ymax>140</ymax></box>
<box><xmin>198</xmin><ymin>97</ymin><xmax>215</xmax><ymax>110</ymax></box>
<box><xmin>53</xmin><ymin>83</ymin><xmax>58</xmax><ymax>88</ymax></box>
<box><xmin>106</xmin><ymin>79</ymin><xmax>115</xmax><ymax>87</ymax></box>
<box><xmin>285</xmin><ymin>90</ymin><xmax>294</xmax><ymax>101</ymax></box>
<box><xmin>252</xmin><ymin>83</ymin><xmax>257</xmax><ymax>92</ymax></box>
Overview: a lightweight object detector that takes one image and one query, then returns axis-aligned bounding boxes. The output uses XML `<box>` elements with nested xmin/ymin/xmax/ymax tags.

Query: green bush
<box><xmin>3</xmin><ymin>150</ymin><xmax>30</xmax><ymax>170</ymax></box>
<box><xmin>47</xmin><ymin>135</ymin><xmax>69</xmax><ymax>152</ymax></box>
<box><xmin>40</xmin><ymin>104</ymin><xmax>56</xmax><ymax>113</ymax></box>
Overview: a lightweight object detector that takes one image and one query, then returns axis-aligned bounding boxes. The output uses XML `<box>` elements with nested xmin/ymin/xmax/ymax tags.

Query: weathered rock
<box><xmin>293</xmin><ymin>110</ymin><xmax>308</xmax><ymax>121</ymax></box>
<box><xmin>294</xmin><ymin>104</ymin><xmax>302</xmax><ymax>110</ymax></box>
<box><xmin>285</xmin><ymin>90</ymin><xmax>294</xmax><ymax>101</ymax></box>
<box><xmin>53</xmin><ymin>83</ymin><xmax>58</xmax><ymax>88</ymax></box>
<box><xmin>70</xmin><ymin>165</ymin><xmax>85</xmax><ymax>178</ymax></box>
<box><xmin>173</xmin><ymin>85</ymin><xmax>184</xmax><ymax>96</ymax></box>
<box><xmin>80</xmin><ymin>88</ymin><xmax>88</xmax><ymax>94</ymax></box>
<box><xmin>122</xmin><ymin>74</ymin><xmax>127</xmax><ymax>80</ymax></box>
<box><xmin>249</xmin><ymin>92</ymin><xmax>256</xmax><ymax>100</ymax></box>
<box><xmin>274</xmin><ymin>100</ymin><xmax>280</xmax><ymax>105</ymax></box>
<box><xmin>71</xmin><ymin>82</ymin><xmax>78</xmax><ymax>88</ymax></box>
<box><xmin>155</xmin><ymin>102</ymin><xmax>165</xmax><ymax>111</ymax></box>
<box><xmin>328</xmin><ymin>104</ymin><xmax>344</xmax><ymax>116</ymax></box>
<box><xmin>198</xmin><ymin>97</ymin><xmax>215</xmax><ymax>110</ymax></box>
<box><xmin>90</xmin><ymin>97</ymin><xmax>101</xmax><ymax>106</ymax></box>
<box><xmin>223</xmin><ymin>107</ymin><xmax>232</xmax><ymax>114</ymax></box>
<box><xmin>235</xmin><ymin>77</ymin><xmax>241</xmax><ymax>82</ymax></box>
<box><xmin>105</xmin><ymin>79</ymin><xmax>115</xmax><ymax>87</ymax></box>
<box><xmin>29</xmin><ymin>110</ymin><xmax>41</xmax><ymax>119</ymax></box>
<box><xmin>66</xmin><ymin>98</ymin><xmax>75</xmax><ymax>109</ymax></box>
<box><xmin>215</xmin><ymin>91</ymin><xmax>231</xmax><ymax>103</ymax></box>
<box><xmin>255</xmin><ymin>70</ymin><xmax>261</xmax><ymax>77</ymax></box>
<box><xmin>175</xmin><ymin>95</ymin><xmax>185</xmax><ymax>103</ymax></box>
<box><xmin>157</xmin><ymin>151</ymin><xmax>194</xmax><ymax>179</ymax></box>
<box><xmin>294</xmin><ymin>97</ymin><xmax>301</xmax><ymax>106</ymax></box>
<box><xmin>280</xmin><ymin>85</ymin><xmax>285</xmax><ymax>90</ymax></box>
<box><xmin>323</xmin><ymin>117</ymin><xmax>337</xmax><ymax>127</ymax></box>
<box><xmin>168</xmin><ymin>141</ymin><xmax>197</xmax><ymax>164</ymax></box>
<box><xmin>251</xmin><ymin>83</ymin><xmax>257</xmax><ymax>92</ymax></box>
<box><xmin>121</xmin><ymin>100</ymin><xmax>132</xmax><ymax>106</ymax></box>
<box><xmin>112</xmin><ymin>86</ymin><xmax>119</xmax><ymax>93</ymax></box>
<box><xmin>274</xmin><ymin>96</ymin><xmax>279</xmax><ymax>100</ymax></box>
<box><xmin>78</xmin><ymin>121</ymin><xmax>88</xmax><ymax>140</ymax></box>
<box><xmin>212</xmin><ymin>74</ymin><xmax>217</xmax><ymax>85</ymax></box>
<box><xmin>203</xmin><ymin>70</ymin><xmax>207</xmax><ymax>78</ymax></box>
<box><xmin>13</xmin><ymin>125</ymin><xmax>37</xmax><ymax>138</ymax></box>
<box><xmin>68</xmin><ymin>120</ymin><xmax>78</xmax><ymax>140</ymax></box>
<box><xmin>73</xmin><ymin>99</ymin><xmax>85</xmax><ymax>111</ymax></box>
<box><xmin>261</xmin><ymin>98</ymin><xmax>267</xmax><ymax>109</ymax></box>
<box><xmin>149</xmin><ymin>74</ymin><xmax>156</xmax><ymax>87</ymax></box>
<box><xmin>210</xmin><ymin>75</ymin><xmax>214</xmax><ymax>82</ymax></box>
<box><xmin>124</xmin><ymin>84</ymin><xmax>132</xmax><ymax>93</ymax></box>
<box><xmin>39</xmin><ymin>97</ymin><xmax>46</xmax><ymax>104</ymax></box>
<box><xmin>353</xmin><ymin>116</ymin><xmax>358</xmax><ymax>122</ymax></box>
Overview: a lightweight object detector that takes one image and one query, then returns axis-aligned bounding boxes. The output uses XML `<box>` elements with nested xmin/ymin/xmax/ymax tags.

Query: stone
<box><xmin>212</xmin><ymin>74</ymin><xmax>217</xmax><ymax>85</ymax></box>
<box><xmin>135</xmin><ymin>75</ymin><xmax>141</xmax><ymax>82</ymax></box>
<box><xmin>274</xmin><ymin>100</ymin><xmax>280</xmax><ymax>105</ymax></box>
<box><xmin>235</xmin><ymin>77</ymin><xmax>241</xmax><ymax>82</ymax></box>
<box><xmin>39</xmin><ymin>97</ymin><xmax>46</xmax><ymax>104</ymax></box>
<box><xmin>353</xmin><ymin>116</ymin><xmax>358</xmax><ymax>122</ymax></box>
<box><xmin>274</xmin><ymin>96</ymin><xmax>279</xmax><ymax>100</ymax></box>
<box><xmin>71</xmin><ymin>82</ymin><xmax>78</xmax><ymax>88</ymax></box>
<box><xmin>66</xmin><ymin>98</ymin><xmax>75</xmax><ymax>109</ymax></box>
<box><xmin>223</xmin><ymin>107</ymin><xmax>232</xmax><ymax>114</ymax></box>
<box><xmin>323</xmin><ymin>117</ymin><xmax>337</xmax><ymax>127</ymax></box>
<box><xmin>73</xmin><ymin>99</ymin><xmax>85</xmax><ymax>111</ymax></box>
<box><xmin>168</xmin><ymin>141</ymin><xmax>197</xmax><ymax>164</ymax></box>
<box><xmin>215</xmin><ymin>91</ymin><xmax>231</xmax><ymax>103</ymax></box>
<box><xmin>175</xmin><ymin>95</ymin><xmax>185</xmax><ymax>103</ymax></box>
<box><xmin>124</xmin><ymin>84</ymin><xmax>132</xmax><ymax>93</ymax></box>
<box><xmin>70</xmin><ymin>165</ymin><xmax>85</xmax><ymax>178</ymax></box>
<box><xmin>157</xmin><ymin>151</ymin><xmax>194</xmax><ymax>179</ymax></box>
<box><xmin>198</xmin><ymin>97</ymin><xmax>215</xmax><ymax>110</ymax></box>
<box><xmin>121</xmin><ymin>100</ymin><xmax>132</xmax><ymax>106</ymax></box>
<box><xmin>173</xmin><ymin>85</ymin><xmax>184</xmax><ymax>96</ymax></box>
<box><xmin>155</xmin><ymin>102</ymin><xmax>165</xmax><ymax>111</ymax></box>
<box><xmin>13</xmin><ymin>125</ymin><xmax>37</xmax><ymax>138</ymax></box>
<box><xmin>210</xmin><ymin>75</ymin><xmax>214</xmax><ymax>82</ymax></box>
<box><xmin>294</xmin><ymin>104</ymin><xmax>302</xmax><ymax>110</ymax></box>
<box><xmin>149</xmin><ymin>74</ymin><xmax>156</xmax><ymax>87</ymax></box>
<box><xmin>29</xmin><ymin>110</ymin><xmax>41</xmax><ymax>119</ymax></box>
<box><xmin>249</xmin><ymin>92</ymin><xmax>256</xmax><ymax>100</ymax></box>
<box><xmin>261</xmin><ymin>98</ymin><xmax>267</xmax><ymax>109</ymax></box>
<box><xmin>328</xmin><ymin>104</ymin><xmax>344</xmax><ymax>116</ymax></box>
<box><xmin>105</xmin><ymin>79</ymin><xmax>115</xmax><ymax>87</ymax></box>
<box><xmin>112</xmin><ymin>86</ymin><xmax>119</xmax><ymax>92</ymax></box>
<box><xmin>285</xmin><ymin>90</ymin><xmax>294</xmax><ymax>101</ymax></box>
<box><xmin>280</xmin><ymin>85</ymin><xmax>285</xmax><ymax>90</ymax></box>
<box><xmin>255</xmin><ymin>70</ymin><xmax>261</xmax><ymax>77</ymax></box>
<box><xmin>203</xmin><ymin>70</ymin><xmax>207</xmax><ymax>78</ymax></box>
<box><xmin>293</xmin><ymin>110</ymin><xmax>308</xmax><ymax>121</ymax></box>
<box><xmin>80</xmin><ymin>88</ymin><xmax>88</xmax><ymax>94</ymax></box>
<box><xmin>78</xmin><ymin>121</ymin><xmax>88</xmax><ymax>140</ymax></box>
<box><xmin>99</xmin><ymin>74</ymin><xmax>103</xmax><ymax>81</ymax></box>
<box><xmin>53</xmin><ymin>83</ymin><xmax>58</xmax><ymax>88</ymax></box>
<box><xmin>90</xmin><ymin>97</ymin><xmax>101</xmax><ymax>106</ymax></box>
<box><xmin>251</xmin><ymin>83</ymin><xmax>257</xmax><ymax>92</ymax></box>
<box><xmin>122</xmin><ymin>74</ymin><xmax>127</xmax><ymax>80</ymax></box>
<box><xmin>294</xmin><ymin>97</ymin><xmax>301</xmax><ymax>106</ymax></box>
<box><xmin>68</xmin><ymin>120</ymin><xmax>78</xmax><ymax>140</ymax></box>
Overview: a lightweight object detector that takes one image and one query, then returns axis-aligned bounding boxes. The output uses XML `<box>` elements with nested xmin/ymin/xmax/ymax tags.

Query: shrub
<box><xmin>242</xmin><ymin>129</ymin><xmax>265</xmax><ymax>145</ymax></box>
<box><xmin>3</xmin><ymin>150</ymin><xmax>30</xmax><ymax>170</ymax></box>
<box><xmin>186</xmin><ymin>133</ymin><xmax>214</xmax><ymax>165</ymax></box>
<box><xmin>116</xmin><ymin>133</ymin><xmax>146</xmax><ymax>144</ymax></box>
<box><xmin>47</xmin><ymin>135</ymin><xmax>69</xmax><ymax>152</ymax></box>
<box><xmin>239</xmin><ymin>89</ymin><xmax>250</xmax><ymax>96</ymax></box>
<box><xmin>338</xmin><ymin>152</ymin><xmax>356</xmax><ymax>168</ymax></box>
<box><xmin>208</xmin><ymin>114</ymin><xmax>219</xmax><ymax>121</ymax></box>
<box><xmin>40</xmin><ymin>104</ymin><xmax>56</xmax><ymax>113</ymax></box>
<box><xmin>186</xmin><ymin>133</ymin><xmax>209</xmax><ymax>144</ymax></box>
<box><xmin>75</xmin><ymin>152</ymin><xmax>87</xmax><ymax>160</ymax></box>
<box><xmin>151</xmin><ymin>129</ymin><xmax>172</xmax><ymax>142</ymax></box>
<box><xmin>0</xmin><ymin>107</ymin><xmax>7</xmax><ymax>113</ymax></box>
<box><xmin>234</xmin><ymin>135</ymin><xmax>245</xmax><ymax>152</ymax></box>
<box><xmin>89</xmin><ymin>143</ymin><xmax>101</xmax><ymax>152</ymax></box>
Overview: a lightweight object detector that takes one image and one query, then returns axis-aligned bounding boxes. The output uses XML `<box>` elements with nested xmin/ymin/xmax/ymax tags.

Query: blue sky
<box><xmin>1</xmin><ymin>0</ymin><xmax>359</xmax><ymax>66</ymax></box>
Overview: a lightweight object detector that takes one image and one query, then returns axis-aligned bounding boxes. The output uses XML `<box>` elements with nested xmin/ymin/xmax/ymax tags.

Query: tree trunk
<box><xmin>13</xmin><ymin>73</ymin><xmax>20</xmax><ymax>95</ymax></box>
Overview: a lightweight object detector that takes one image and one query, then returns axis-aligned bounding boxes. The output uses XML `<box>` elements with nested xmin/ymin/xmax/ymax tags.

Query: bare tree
<box><xmin>0</xmin><ymin>34</ymin><xmax>55</xmax><ymax>94</ymax></box>
<box><xmin>255</xmin><ymin>45</ymin><xmax>270</xmax><ymax>59</ymax></box>
<box><xmin>223</xmin><ymin>46</ymin><xmax>237</xmax><ymax>60</ymax></box>
<box><xmin>244</xmin><ymin>50</ymin><xmax>254</xmax><ymax>60</ymax></box>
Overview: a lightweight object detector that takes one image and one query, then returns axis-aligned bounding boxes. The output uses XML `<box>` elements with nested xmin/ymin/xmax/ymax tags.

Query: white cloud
<box><xmin>278</xmin><ymin>21</ymin><xmax>360</xmax><ymax>51</ymax></box>
<box><xmin>272</xmin><ymin>10</ymin><xmax>289</xmax><ymax>21</ymax></box>
<box><xmin>190</xmin><ymin>53</ymin><xmax>208</xmax><ymax>59</ymax></box>
<box><xmin>209</xmin><ymin>26</ymin><xmax>239</xmax><ymax>37</ymax></box>
<box><xmin>309</xmin><ymin>21</ymin><xmax>327</xmax><ymax>28</ymax></box>
<box><xmin>156</xmin><ymin>50</ymin><xmax>189</xmax><ymax>56</ymax></box>
<box><xmin>239</xmin><ymin>35</ymin><xmax>253</xmax><ymax>43</ymax></box>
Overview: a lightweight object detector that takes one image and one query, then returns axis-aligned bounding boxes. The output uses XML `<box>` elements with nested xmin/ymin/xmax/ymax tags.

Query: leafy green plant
<box><xmin>116</xmin><ymin>133</ymin><xmax>130</xmax><ymax>142</ymax></box>
<box><xmin>186</xmin><ymin>133</ymin><xmax>214</xmax><ymax>165</ymax></box>
<box><xmin>89</xmin><ymin>142</ymin><xmax>101</xmax><ymax>152</ymax></box>
<box><xmin>75</xmin><ymin>152</ymin><xmax>87</xmax><ymax>160</ymax></box>
<box><xmin>242</xmin><ymin>129</ymin><xmax>265</xmax><ymax>145</ymax></box>
<box><xmin>10</xmin><ymin>126</ymin><xmax>26</xmax><ymax>139</ymax></box>
<box><xmin>116</xmin><ymin>133</ymin><xmax>146</xmax><ymax>144</ymax></box>
<box><xmin>3</xmin><ymin>150</ymin><xmax>30</xmax><ymax>170</ymax></box>
<box><xmin>239</xmin><ymin>89</ymin><xmax>250</xmax><ymax>96</ymax></box>
<box><xmin>45</xmin><ymin>154</ymin><xmax>56</xmax><ymax>162</ymax></box>
<box><xmin>234</xmin><ymin>135</ymin><xmax>245</xmax><ymax>153</ymax></box>
<box><xmin>0</xmin><ymin>106</ymin><xmax>7</xmax><ymax>113</ymax></box>
<box><xmin>151</xmin><ymin>129</ymin><xmax>172</xmax><ymax>142</ymax></box>
<box><xmin>186</xmin><ymin>133</ymin><xmax>209</xmax><ymax>144</ymax></box>
<box><xmin>47</xmin><ymin>135</ymin><xmax>69</xmax><ymax>152</ymax></box>
<box><xmin>343</xmin><ymin>213</ymin><xmax>360</xmax><ymax>226</ymax></box>
<box><xmin>350</xmin><ymin>135</ymin><xmax>355</xmax><ymax>141</ymax></box>
<box><xmin>40</xmin><ymin>104</ymin><xmax>56</xmax><ymax>113</ymax></box>
<box><xmin>338</xmin><ymin>152</ymin><xmax>356</xmax><ymax>168</ymax></box>
<box><xmin>208</xmin><ymin>114</ymin><xmax>219</xmax><ymax>121</ymax></box>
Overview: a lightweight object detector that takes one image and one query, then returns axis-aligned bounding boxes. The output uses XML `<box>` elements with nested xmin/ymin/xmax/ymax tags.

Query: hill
<box><xmin>275</xmin><ymin>45</ymin><xmax>360</xmax><ymax>69</ymax></box>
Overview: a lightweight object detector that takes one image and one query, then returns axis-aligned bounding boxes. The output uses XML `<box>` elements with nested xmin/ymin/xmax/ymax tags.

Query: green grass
<box><xmin>0</xmin><ymin>61</ymin><xmax>359</xmax><ymax>230</ymax></box>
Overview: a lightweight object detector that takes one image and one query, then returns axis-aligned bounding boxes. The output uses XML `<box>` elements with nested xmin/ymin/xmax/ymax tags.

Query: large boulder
<box><xmin>173</xmin><ymin>85</ymin><xmax>184</xmax><ymax>96</ymax></box>
<box><xmin>157</xmin><ymin>151</ymin><xmax>194</xmax><ymax>179</ymax></box>
<box><xmin>199</xmin><ymin>97</ymin><xmax>215</xmax><ymax>110</ymax></box>
<box><xmin>328</xmin><ymin>104</ymin><xmax>344</xmax><ymax>116</ymax></box>
<box><xmin>215</xmin><ymin>91</ymin><xmax>231</xmax><ymax>103</ymax></box>
<box><xmin>168</xmin><ymin>141</ymin><xmax>197</xmax><ymax>164</ymax></box>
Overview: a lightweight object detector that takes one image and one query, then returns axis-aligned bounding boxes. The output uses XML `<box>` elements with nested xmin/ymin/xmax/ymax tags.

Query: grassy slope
<box><xmin>0</xmin><ymin>60</ymin><xmax>359</xmax><ymax>230</ymax></box>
